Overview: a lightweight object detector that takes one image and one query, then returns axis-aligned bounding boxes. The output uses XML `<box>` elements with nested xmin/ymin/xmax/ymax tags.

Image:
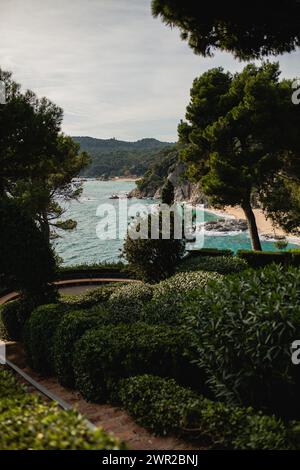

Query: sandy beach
<box><xmin>208</xmin><ymin>205</ymin><xmax>300</xmax><ymax>246</ymax></box>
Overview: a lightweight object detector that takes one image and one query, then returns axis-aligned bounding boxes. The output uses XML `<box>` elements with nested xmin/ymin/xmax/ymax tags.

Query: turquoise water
<box><xmin>54</xmin><ymin>180</ymin><xmax>299</xmax><ymax>266</ymax></box>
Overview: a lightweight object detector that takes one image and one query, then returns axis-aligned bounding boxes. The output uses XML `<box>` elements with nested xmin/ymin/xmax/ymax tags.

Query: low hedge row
<box><xmin>58</xmin><ymin>262</ymin><xmax>128</xmax><ymax>279</ymax></box>
<box><xmin>186</xmin><ymin>248</ymin><xmax>233</xmax><ymax>257</ymax></box>
<box><xmin>118</xmin><ymin>375</ymin><xmax>297</xmax><ymax>450</ymax></box>
<box><xmin>177</xmin><ymin>255</ymin><xmax>248</xmax><ymax>275</ymax></box>
<box><xmin>73</xmin><ymin>323</ymin><xmax>205</xmax><ymax>403</ymax></box>
<box><xmin>237</xmin><ymin>249</ymin><xmax>300</xmax><ymax>268</ymax></box>
<box><xmin>0</xmin><ymin>369</ymin><xmax>125</xmax><ymax>450</ymax></box>
<box><xmin>23</xmin><ymin>304</ymin><xmax>67</xmax><ymax>376</ymax></box>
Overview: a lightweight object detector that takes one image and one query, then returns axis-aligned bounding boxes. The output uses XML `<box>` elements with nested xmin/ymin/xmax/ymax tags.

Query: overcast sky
<box><xmin>1</xmin><ymin>0</ymin><xmax>300</xmax><ymax>142</ymax></box>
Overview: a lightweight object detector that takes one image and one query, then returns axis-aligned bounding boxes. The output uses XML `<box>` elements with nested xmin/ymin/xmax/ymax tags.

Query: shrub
<box><xmin>54</xmin><ymin>309</ymin><xmax>108</xmax><ymax>388</ymax></box>
<box><xmin>0</xmin><ymin>198</ymin><xmax>57</xmax><ymax>302</ymax></box>
<box><xmin>60</xmin><ymin>284</ymin><xmax>119</xmax><ymax>309</ymax></box>
<box><xmin>0</xmin><ymin>370</ymin><xmax>125</xmax><ymax>450</ymax></box>
<box><xmin>23</xmin><ymin>304</ymin><xmax>67</xmax><ymax>375</ymax></box>
<box><xmin>58</xmin><ymin>262</ymin><xmax>128</xmax><ymax>279</ymax></box>
<box><xmin>177</xmin><ymin>255</ymin><xmax>248</xmax><ymax>275</ymax></box>
<box><xmin>122</xmin><ymin>211</ymin><xmax>185</xmax><ymax>283</ymax></box>
<box><xmin>188</xmin><ymin>264</ymin><xmax>300</xmax><ymax>418</ymax></box>
<box><xmin>186</xmin><ymin>248</ymin><xmax>233</xmax><ymax>257</ymax></box>
<box><xmin>118</xmin><ymin>375</ymin><xmax>293</xmax><ymax>450</ymax></box>
<box><xmin>237</xmin><ymin>249</ymin><xmax>287</xmax><ymax>267</ymax></box>
<box><xmin>106</xmin><ymin>282</ymin><xmax>153</xmax><ymax>324</ymax></box>
<box><xmin>0</xmin><ymin>298</ymin><xmax>35</xmax><ymax>341</ymax></box>
<box><xmin>73</xmin><ymin>323</ymin><xmax>204</xmax><ymax>403</ymax></box>
<box><xmin>152</xmin><ymin>271</ymin><xmax>220</xmax><ymax>298</ymax></box>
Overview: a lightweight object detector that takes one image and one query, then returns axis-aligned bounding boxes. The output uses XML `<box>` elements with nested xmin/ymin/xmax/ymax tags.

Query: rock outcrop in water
<box><xmin>204</xmin><ymin>219</ymin><xmax>248</xmax><ymax>232</ymax></box>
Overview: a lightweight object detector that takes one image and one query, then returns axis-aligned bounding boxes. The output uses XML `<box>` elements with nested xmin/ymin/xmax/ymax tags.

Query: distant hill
<box><xmin>73</xmin><ymin>136</ymin><xmax>174</xmax><ymax>178</ymax></box>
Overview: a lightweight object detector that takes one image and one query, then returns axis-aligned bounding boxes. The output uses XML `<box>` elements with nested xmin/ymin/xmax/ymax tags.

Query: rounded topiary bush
<box><xmin>73</xmin><ymin>323</ymin><xmax>205</xmax><ymax>402</ymax></box>
<box><xmin>188</xmin><ymin>264</ymin><xmax>300</xmax><ymax>418</ymax></box>
<box><xmin>60</xmin><ymin>284</ymin><xmax>118</xmax><ymax>309</ymax></box>
<box><xmin>53</xmin><ymin>308</ymin><xmax>108</xmax><ymax>388</ymax></box>
<box><xmin>0</xmin><ymin>298</ymin><xmax>35</xmax><ymax>341</ymax></box>
<box><xmin>152</xmin><ymin>271</ymin><xmax>220</xmax><ymax>298</ymax></box>
<box><xmin>177</xmin><ymin>255</ymin><xmax>248</xmax><ymax>275</ymax></box>
<box><xmin>106</xmin><ymin>282</ymin><xmax>153</xmax><ymax>324</ymax></box>
<box><xmin>23</xmin><ymin>304</ymin><xmax>67</xmax><ymax>375</ymax></box>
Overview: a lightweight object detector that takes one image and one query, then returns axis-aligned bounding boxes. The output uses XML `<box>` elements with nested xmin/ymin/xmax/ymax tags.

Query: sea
<box><xmin>54</xmin><ymin>180</ymin><xmax>300</xmax><ymax>266</ymax></box>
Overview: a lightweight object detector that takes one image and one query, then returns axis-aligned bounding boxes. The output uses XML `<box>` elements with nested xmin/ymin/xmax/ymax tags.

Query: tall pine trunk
<box><xmin>241</xmin><ymin>201</ymin><xmax>262</xmax><ymax>251</ymax></box>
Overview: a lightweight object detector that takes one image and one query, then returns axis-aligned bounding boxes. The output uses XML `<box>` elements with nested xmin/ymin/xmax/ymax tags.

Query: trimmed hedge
<box><xmin>0</xmin><ymin>369</ymin><xmax>125</xmax><ymax>450</ymax></box>
<box><xmin>237</xmin><ymin>249</ymin><xmax>300</xmax><ymax>268</ymax></box>
<box><xmin>73</xmin><ymin>323</ymin><xmax>205</xmax><ymax>403</ymax></box>
<box><xmin>58</xmin><ymin>262</ymin><xmax>128</xmax><ymax>279</ymax></box>
<box><xmin>177</xmin><ymin>255</ymin><xmax>248</xmax><ymax>275</ymax></box>
<box><xmin>61</xmin><ymin>284</ymin><xmax>119</xmax><ymax>309</ymax></box>
<box><xmin>105</xmin><ymin>282</ymin><xmax>153</xmax><ymax>324</ymax></box>
<box><xmin>118</xmin><ymin>375</ymin><xmax>295</xmax><ymax>450</ymax></box>
<box><xmin>186</xmin><ymin>248</ymin><xmax>233</xmax><ymax>257</ymax></box>
<box><xmin>54</xmin><ymin>309</ymin><xmax>108</xmax><ymax>388</ymax></box>
<box><xmin>23</xmin><ymin>304</ymin><xmax>67</xmax><ymax>376</ymax></box>
<box><xmin>188</xmin><ymin>264</ymin><xmax>300</xmax><ymax>418</ymax></box>
<box><xmin>152</xmin><ymin>271</ymin><xmax>220</xmax><ymax>298</ymax></box>
<box><xmin>0</xmin><ymin>299</ymin><xmax>35</xmax><ymax>341</ymax></box>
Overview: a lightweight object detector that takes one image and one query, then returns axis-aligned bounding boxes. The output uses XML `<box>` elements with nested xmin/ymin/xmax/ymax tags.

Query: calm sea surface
<box><xmin>54</xmin><ymin>180</ymin><xmax>299</xmax><ymax>266</ymax></box>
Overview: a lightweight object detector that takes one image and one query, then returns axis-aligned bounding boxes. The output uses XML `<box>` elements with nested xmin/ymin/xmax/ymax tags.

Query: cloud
<box><xmin>0</xmin><ymin>0</ymin><xmax>299</xmax><ymax>141</ymax></box>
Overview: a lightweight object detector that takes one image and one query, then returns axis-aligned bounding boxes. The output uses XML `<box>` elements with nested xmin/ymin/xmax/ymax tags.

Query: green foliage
<box><xmin>187</xmin><ymin>248</ymin><xmax>233</xmax><ymax>257</ymax></box>
<box><xmin>152</xmin><ymin>271</ymin><xmax>220</xmax><ymax>297</ymax></box>
<box><xmin>136</xmin><ymin>147</ymin><xmax>178</xmax><ymax>197</ymax></box>
<box><xmin>73</xmin><ymin>323</ymin><xmax>203</xmax><ymax>403</ymax></box>
<box><xmin>177</xmin><ymin>255</ymin><xmax>248</xmax><ymax>275</ymax></box>
<box><xmin>105</xmin><ymin>282</ymin><xmax>153</xmax><ymax>324</ymax></box>
<box><xmin>54</xmin><ymin>309</ymin><xmax>107</xmax><ymax>388</ymax></box>
<box><xmin>0</xmin><ymin>369</ymin><xmax>125</xmax><ymax>450</ymax></box>
<box><xmin>0</xmin><ymin>69</ymin><xmax>89</xmax><ymax>240</ymax></box>
<box><xmin>0</xmin><ymin>299</ymin><xmax>35</xmax><ymax>341</ymax></box>
<box><xmin>23</xmin><ymin>304</ymin><xmax>67</xmax><ymax>375</ymax></box>
<box><xmin>178</xmin><ymin>62</ymin><xmax>300</xmax><ymax>250</ymax></box>
<box><xmin>118</xmin><ymin>375</ymin><xmax>292</xmax><ymax>449</ymax></box>
<box><xmin>237</xmin><ymin>249</ymin><xmax>300</xmax><ymax>268</ymax></box>
<box><xmin>58</xmin><ymin>261</ymin><xmax>128</xmax><ymax>279</ymax></box>
<box><xmin>60</xmin><ymin>284</ymin><xmax>119</xmax><ymax>309</ymax></box>
<box><xmin>188</xmin><ymin>264</ymin><xmax>300</xmax><ymax>417</ymax></box>
<box><xmin>75</xmin><ymin>136</ymin><xmax>173</xmax><ymax>178</ymax></box>
<box><xmin>0</xmin><ymin>198</ymin><xmax>57</xmax><ymax>301</ymax></box>
<box><xmin>161</xmin><ymin>179</ymin><xmax>175</xmax><ymax>205</ymax></box>
<box><xmin>152</xmin><ymin>1</ymin><xmax>300</xmax><ymax>60</ymax></box>
<box><xmin>123</xmin><ymin>211</ymin><xmax>185</xmax><ymax>283</ymax></box>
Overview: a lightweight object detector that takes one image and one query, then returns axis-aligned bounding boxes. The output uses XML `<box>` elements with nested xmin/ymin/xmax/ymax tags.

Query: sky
<box><xmin>1</xmin><ymin>0</ymin><xmax>300</xmax><ymax>142</ymax></box>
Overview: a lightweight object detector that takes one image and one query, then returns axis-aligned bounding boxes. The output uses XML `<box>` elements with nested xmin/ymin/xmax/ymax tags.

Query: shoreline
<box><xmin>207</xmin><ymin>205</ymin><xmax>300</xmax><ymax>246</ymax></box>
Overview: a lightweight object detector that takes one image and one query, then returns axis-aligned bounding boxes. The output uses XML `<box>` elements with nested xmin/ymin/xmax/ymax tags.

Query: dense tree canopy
<box><xmin>178</xmin><ymin>62</ymin><xmax>300</xmax><ymax>250</ymax></box>
<box><xmin>0</xmin><ymin>69</ymin><xmax>89</xmax><ymax>239</ymax></box>
<box><xmin>152</xmin><ymin>1</ymin><xmax>300</xmax><ymax>60</ymax></box>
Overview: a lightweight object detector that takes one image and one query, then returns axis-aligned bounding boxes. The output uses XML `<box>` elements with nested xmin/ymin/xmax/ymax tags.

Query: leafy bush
<box><xmin>177</xmin><ymin>255</ymin><xmax>248</xmax><ymax>275</ymax></box>
<box><xmin>118</xmin><ymin>375</ymin><xmax>294</xmax><ymax>450</ymax></box>
<box><xmin>23</xmin><ymin>304</ymin><xmax>67</xmax><ymax>375</ymax></box>
<box><xmin>54</xmin><ymin>309</ymin><xmax>107</xmax><ymax>388</ymax></box>
<box><xmin>237</xmin><ymin>249</ymin><xmax>300</xmax><ymax>268</ymax></box>
<box><xmin>188</xmin><ymin>264</ymin><xmax>300</xmax><ymax>418</ymax></box>
<box><xmin>73</xmin><ymin>323</ymin><xmax>204</xmax><ymax>402</ymax></box>
<box><xmin>58</xmin><ymin>262</ymin><xmax>128</xmax><ymax>279</ymax></box>
<box><xmin>0</xmin><ymin>369</ymin><xmax>125</xmax><ymax>450</ymax></box>
<box><xmin>105</xmin><ymin>282</ymin><xmax>153</xmax><ymax>324</ymax></box>
<box><xmin>60</xmin><ymin>284</ymin><xmax>119</xmax><ymax>309</ymax></box>
<box><xmin>152</xmin><ymin>271</ymin><xmax>220</xmax><ymax>298</ymax></box>
<box><xmin>122</xmin><ymin>211</ymin><xmax>185</xmax><ymax>283</ymax></box>
<box><xmin>0</xmin><ymin>198</ymin><xmax>57</xmax><ymax>302</ymax></box>
<box><xmin>187</xmin><ymin>248</ymin><xmax>233</xmax><ymax>257</ymax></box>
<box><xmin>0</xmin><ymin>298</ymin><xmax>35</xmax><ymax>341</ymax></box>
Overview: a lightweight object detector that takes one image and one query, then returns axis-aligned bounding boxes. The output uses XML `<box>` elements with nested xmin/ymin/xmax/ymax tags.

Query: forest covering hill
<box><xmin>73</xmin><ymin>136</ymin><xmax>174</xmax><ymax>177</ymax></box>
